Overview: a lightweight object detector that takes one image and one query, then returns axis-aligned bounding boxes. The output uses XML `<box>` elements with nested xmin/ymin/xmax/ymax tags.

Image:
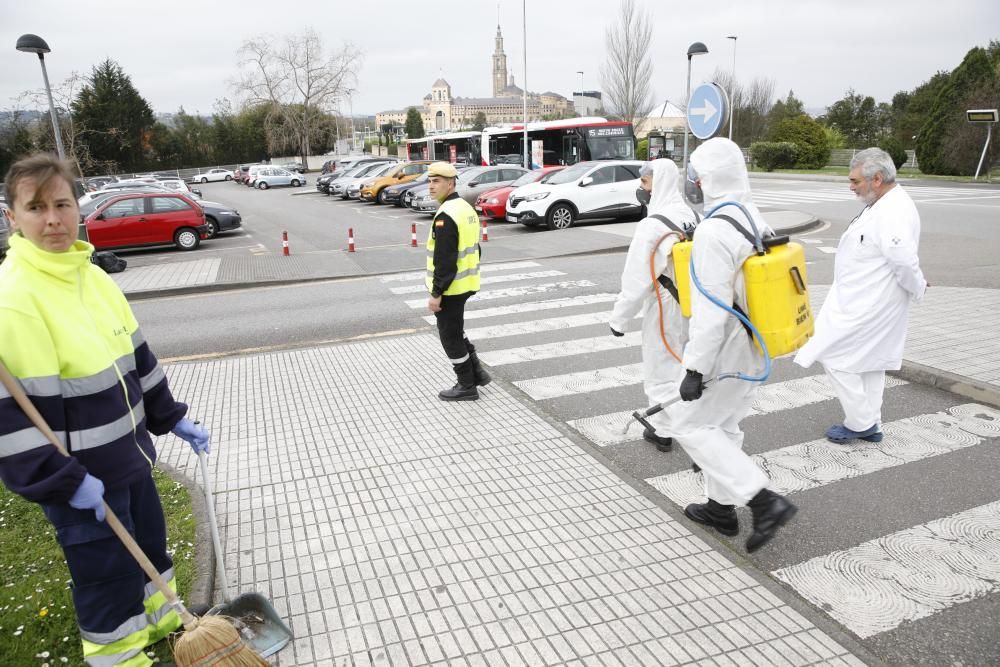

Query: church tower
<box><xmin>492</xmin><ymin>24</ymin><xmax>508</xmax><ymax>97</ymax></box>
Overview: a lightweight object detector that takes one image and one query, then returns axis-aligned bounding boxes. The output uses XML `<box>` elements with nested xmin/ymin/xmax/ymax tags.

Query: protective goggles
<box><xmin>684</xmin><ymin>164</ymin><xmax>703</xmax><ymax>205</ymax></box>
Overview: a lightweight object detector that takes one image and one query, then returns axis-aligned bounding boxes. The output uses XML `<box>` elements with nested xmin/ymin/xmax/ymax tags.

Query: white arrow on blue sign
<box><xmin>687</xmin><ymin>83</ymin><xmax>728</xmax><ymax>140</ymax></box>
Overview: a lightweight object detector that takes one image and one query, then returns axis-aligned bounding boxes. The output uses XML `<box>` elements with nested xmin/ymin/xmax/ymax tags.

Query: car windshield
<box><xmin>368</xmin><ymin>164</ymin><xmax>395</xmax><ymax>177</ymax></box>
<box><xmin>458</xmin><ymin>167</ymin><xmax>487</xmax><ymax>183</ymax></box>
<box><xmin>539</xmin><ymin>168</ymin><xmax>566</xmax><ymax>184</ymax></box>
<box><xmin>511</xmin><ymin>171</ymin><xmax>543</xmax><ymax>187</ymax></box>
<box><xmin>545</xmin><ymin>163</ymin><xmax>592</xmax><ymax>185</ymax></box>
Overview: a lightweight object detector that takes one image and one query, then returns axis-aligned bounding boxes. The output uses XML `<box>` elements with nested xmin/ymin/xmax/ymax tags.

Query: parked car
<box><xmin>199</xmin><ymin>201</ymin><xmax>242</xmax><ymax>238</ymax></box>
<box><xmin>80</xmin><ymin>183</ymin><xmax>170</xmax><ymax>207</ymax></box>
<box><xmin>382</xmin><ymin>172</ymin><xmax>429</xmax><ymax>206</ymax></box>
<box><xmin>505</xmin><ymin>160</ymin><xmax>644</xmax><ymax>230</ymax></box>
<box><xmin>254</xmin><ymin>167</ymin><xmax>306</xmax><ymax>189</ymax></box>
<box><xmin>452</xmin><ymin>166</ymin><xmax>530</xmax><ymax>206</ymax></box>
<box><xmin>337</xmin><ymin>156</ymin><xmax>399</xmax><ymax>173</ymax></box>
<box><xmin>233</xmin><ymin>165</ymin><xmax>257</xmax><ymax>184</ymax></box>
<box><xmin>157</xmin><ymin>178</ymin><xmax>202</xmax><ymax>199</ymax></box>
<box><xmin>85</xmin><ymin>176</ymin><xmax>117</xmax><ymax>191</ymax></box>
<box><xmin>360</xmin><ymin>161</ymin><xmax>431</xmax><ymax>203</ymax></box>
<box><xmin>405</xmin><ymin>167</ymin><xmax>477</xmax><ymax>212</ymax></box>
<box><xmin>189</xmin><ymin>168</ymin><xmax>233</xmax><ymax>184</ymax></box>
<box><xmin>315</xmin><ymin>170</ymin><xmax>352</xmax><ymax>194</ymax></box>
<box><xmin>84</xmin><ymin>192</ymin><xmax>209</xmax><ymax>251</ymax></box>
<box><xmin>331</xmin><ymin>162</ymin><xmax>393</xmax><ymax>198</ymax></box>
<box><xmin>281</xmin><ymin>162</ymin><xmax>306</xmax><ymax>173</ymax></box>
<box><xmin>475</xmin><ymin>167</ymin><xmax>564</xmax><ymax>220</ymax></box>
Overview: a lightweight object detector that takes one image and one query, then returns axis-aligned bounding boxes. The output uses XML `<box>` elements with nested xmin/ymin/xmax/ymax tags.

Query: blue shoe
<box><xmin>825</xmin><ymin>423</ymin><xmax>883</xmax><ymax>443</ymax></box>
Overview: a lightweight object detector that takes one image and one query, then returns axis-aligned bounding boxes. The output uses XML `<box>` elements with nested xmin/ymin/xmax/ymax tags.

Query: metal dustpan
<box><xmin>197</xmin><ymin>450</ymin><xmax>293</xmax><ymax>658</ymax></box>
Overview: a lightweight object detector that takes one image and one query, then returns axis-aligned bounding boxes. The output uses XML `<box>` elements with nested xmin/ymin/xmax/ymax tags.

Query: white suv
<box><xmin>505</xmin><ymin>160</ymin><xmax>645</xmax><ymax>230</ymax></box>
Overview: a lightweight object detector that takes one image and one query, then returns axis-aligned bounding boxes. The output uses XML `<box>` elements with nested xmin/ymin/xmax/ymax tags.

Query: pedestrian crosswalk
<box><xmin>751</xmin><ymin>183</ymin><xmax>999</xmax><ymax>208</ymax></box>
<box><xmin>379</xmin><ymin>258</ymin><xmax>1000</xmax><ymax>648</ymax></box>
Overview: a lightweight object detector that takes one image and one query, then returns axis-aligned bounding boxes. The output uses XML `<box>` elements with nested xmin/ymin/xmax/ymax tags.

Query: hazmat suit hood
<box><xmin>689</xmin><ymin>138</ymin><xmax>755</xmax><ymax>212</ymax></box>
<box><xmin>646</xmin><ymin>159</ymin><xmax>689</xmax><ymax>219</ymax></box>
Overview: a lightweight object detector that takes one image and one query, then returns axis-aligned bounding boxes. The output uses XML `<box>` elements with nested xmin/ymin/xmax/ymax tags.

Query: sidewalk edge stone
<box><xmin>892</xmin><ymin>360</ymin><xmax>1000</xmax><ymax>409</ymax></box>
<box><xmin>158</xmin><ymin>459</ymin><xmax>215</xmax><ymax>610</ymax></box>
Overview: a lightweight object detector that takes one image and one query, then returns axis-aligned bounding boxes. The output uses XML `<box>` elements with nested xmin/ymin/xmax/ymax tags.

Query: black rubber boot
<box><xmin>470</xmin><ymin>352</ymin><xmax>492</xmax><ymax>387</ymax></box>
<box><xmin>684</xmin><ymin>499</ymin><xmax>739</xmax><ymax>536</ymax></box>
<box><xmin>746</xmin><ymin>489</ymin><xmax>798</xmax><ymax>552</ymax></box>
<box><xmin>643</xmin><ymin>427</ymin><xmax>672</xmax><ymax>452</ymax></box>
<box><xmin>439</xmin><ymin>359</ymin><xmax>479</xmax><ymax>401</ymax></box>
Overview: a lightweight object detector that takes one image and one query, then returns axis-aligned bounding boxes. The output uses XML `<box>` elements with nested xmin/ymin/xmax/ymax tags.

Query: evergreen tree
<box><xmin>471</xmin><ymin>111</ymin><xmax>488</xmax><ymax>132</ymax></box>
<box><xmin>71</xmin><ymin>59</ymin><xmax>155</xmax><ymax>172</ymax></box>
<box><xmin>766</xmin><ymin>90</ymin><xmax>805</xmax><ymax>131</ymax></box>
<box><xmin>405</xmin><ymin>107</ymin><xmax>425</xmax><ymax>139</ymax></box>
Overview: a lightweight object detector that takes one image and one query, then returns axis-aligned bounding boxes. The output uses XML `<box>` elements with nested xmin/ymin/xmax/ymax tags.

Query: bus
<box><xmin>404</xmin><ymin>131</ymin><xmax>483</xmax><ymax>165</ymax></box>
<box><xmin>480</xmin><ymin>117</ymin><xmax>635</xmax><ymax>168</ymax></box>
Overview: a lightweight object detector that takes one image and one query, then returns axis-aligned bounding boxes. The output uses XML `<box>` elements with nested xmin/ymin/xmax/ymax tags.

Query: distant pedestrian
<box><xmin>0</xmin><ymin>153</ymin><xmax>211</xmax><ymax>666</ymax></box>
<box><xmin>425</xmin><ymin>161</ymin><xmax>490</xmax><ymax>400</ymax></box>
<box><xmin>610</xmin><ymin>159</ymin><xmax>697</xmax><ymax>452</ymax></box>
<box><xmin>795</xmin><ymin>147</ymin><xmax>927</xmax><ymax>443</ymax></box>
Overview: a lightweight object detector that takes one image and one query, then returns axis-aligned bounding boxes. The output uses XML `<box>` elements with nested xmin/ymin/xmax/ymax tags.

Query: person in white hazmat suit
<box><xmin>609</xmin><ymin>159</ymin><xmax>697</xmax><ymax>452</ymax></box>
<box><xmin>668</xmin><ymin>138</ymin><xmax>797</xmax><ymax>552</ymax></box>
<box><xmin>795</xmin><ymin>148</ymin><xmax>927</xmax><ymax>443</ymax></box>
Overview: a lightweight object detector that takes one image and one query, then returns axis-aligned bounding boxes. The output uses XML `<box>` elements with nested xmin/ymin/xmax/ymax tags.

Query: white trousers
<box><xmin>824</xmin><ymin>366</ymin><xmax>886</xmax><ymax>432</ymax></box>
<box><xmin>678</xmin><ymin>417</ymin><xmax>769</xmax><ymax>507</ymax></box>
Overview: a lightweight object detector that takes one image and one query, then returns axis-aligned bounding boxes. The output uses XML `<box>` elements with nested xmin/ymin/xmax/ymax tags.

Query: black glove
<box><xmin>679</xmin><ymin>369</ymin><xmax>704</xmax><ymax>401</ymax></box>
<box><xmin>610</xmin><ymin>326</ymin><xmax>625</xmax><ymax>337</ymax></box>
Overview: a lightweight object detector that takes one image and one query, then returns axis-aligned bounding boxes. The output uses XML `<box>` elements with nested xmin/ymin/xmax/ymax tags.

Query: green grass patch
<box><xmin>0</xmin><ymin>467</ymin><xmax>196</xmax><ymax>665</ymax></box>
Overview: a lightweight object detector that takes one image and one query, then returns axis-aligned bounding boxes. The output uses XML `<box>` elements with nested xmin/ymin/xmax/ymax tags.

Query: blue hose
<box><xmin>688</xmin><ymin>206</ymin><xmax>772</xmax><ymax>383</ymax></box>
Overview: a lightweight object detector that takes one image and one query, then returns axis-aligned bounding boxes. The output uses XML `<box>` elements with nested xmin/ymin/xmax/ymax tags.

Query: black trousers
<box><xmin>434</xmin><ymin>292</ymin><xmax>475</xmax><ymax>362</ymax></box>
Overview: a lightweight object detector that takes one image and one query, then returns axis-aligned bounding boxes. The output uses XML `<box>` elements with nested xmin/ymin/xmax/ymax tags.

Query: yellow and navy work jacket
<box><xmin>426</xmin><ymin>193</ymin><xmax>481</xmax><ymax>296</ymax></box>
<box><xmin>0</xmin><ymin>236</ymin><xmax>186</xmax><ymax>505</ymax></box>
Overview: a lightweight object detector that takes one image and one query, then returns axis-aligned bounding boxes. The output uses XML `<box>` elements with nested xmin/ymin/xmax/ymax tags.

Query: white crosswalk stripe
<box><xmin>390</xmin><ymin>270</ymin><xmax>565</xmax><ymax>294</ymax></box>
<box><xmin>478</xmin><ymin>331</ymin><xmax>641</xmax><ymax>365</ymax></box>
<box><xmin>515</xmin><ymin>363</ymin><xmax>644</xmax><ymax>400</ymax></box>
<box><xmin>463</xmin><ymin>310</ymin><xmax>635</xmax><ymax>340</ymax></box>
<box><xmin>422</xmin><ymin>293</ymin><xmax>619</xmax><ymax>325</ymax></box>
<box><xmin>380</xmin><ymin>260</ymin><xmax>541</xmax><ymax>283</ymax></box>
<box><xmin>404</xmin><ymin>280</ymin><xmax>597</xmax><ymax>308</ymax></box>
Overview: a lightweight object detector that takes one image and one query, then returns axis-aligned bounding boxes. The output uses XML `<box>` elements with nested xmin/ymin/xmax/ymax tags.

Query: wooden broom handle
<box><xmin>0</xmin><ymin>361</ymin><xmax>197</xmax><ymax>628</ymax></box>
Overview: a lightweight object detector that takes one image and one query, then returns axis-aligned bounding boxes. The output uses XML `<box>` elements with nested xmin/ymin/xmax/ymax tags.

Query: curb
<box><xmin>158</xmin><ymin>459</ymin><xmax>215</xmax><ymax>610</ymax></box>
<box><xmin>892</xmin><ymin>360</ymin><xmax>1000</xmax><ymax>409</ymax></box>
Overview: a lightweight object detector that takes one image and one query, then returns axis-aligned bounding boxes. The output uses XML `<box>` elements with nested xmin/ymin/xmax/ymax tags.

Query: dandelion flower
<box><xmin>39</xmin><ymin>607</ymin><xmax>49</xmax><ymax>617</ymax></box>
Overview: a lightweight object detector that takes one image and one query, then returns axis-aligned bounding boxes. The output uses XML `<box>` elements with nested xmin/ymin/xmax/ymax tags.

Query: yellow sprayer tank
<box><xmin>672</xmin><ymin>238</ymin><xmax>814</xmax><ymax>358</ymax></box>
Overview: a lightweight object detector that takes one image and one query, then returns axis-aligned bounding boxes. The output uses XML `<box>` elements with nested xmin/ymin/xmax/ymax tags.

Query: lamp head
<box><xmin>687</xmin><ymin>42</ymin><xmax>709</xmax><ymax>58</ymax></box>
<box><xmin>726</xmin><ymin>35</ymin><xmax>737</xmax><ymax>41</ymax></box>
<box><xmin>16</xmin><ymin>34</ymin><xmax>51</xmax><ymax>55</ymax></box>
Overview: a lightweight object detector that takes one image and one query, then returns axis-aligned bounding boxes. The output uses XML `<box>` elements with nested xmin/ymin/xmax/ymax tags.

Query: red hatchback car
<box><xmin>85</xmin><ymin>192</ymin><xmax>209</xmax><ymax>251</ymax></box>
<box><xmin>475</xmin><ymin>166</ymin><xmax>565</xmax><ymax>220</ymax></box>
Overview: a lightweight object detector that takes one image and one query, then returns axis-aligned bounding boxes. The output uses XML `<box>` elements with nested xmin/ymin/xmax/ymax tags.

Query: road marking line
<box><xmin>381</xmin><ymin>260</ymin><xmax>540</xmax><ymax>283</ymax></box>
<box><xmin>390</xmin><ymin>270</ymin><xmax>565</xmax><ymax>294</ymax></box>
<box><xmin>817</xmin><ymin>247</ymin><xmax>837</xmax><ymax>254</ymax></box>
<box><xmin>515</xmin><ymin>363</ymin><xmax>644</xmax><ymax>400</ymax></box>
<box><xmin>404</xmin><ymin>280</ymin><xmax>597</xmax><ymax>309</ymax></box>
<box><xmin>477</xmin><ymin>331</ymin><xmax>642</xmax><ymax>365</ymax></box>
<box><xmin>567</xmin><ymin>375</ymin><xmax>908</xmax><ymax>447</ymax></box>
<box><xmin>464</xmin><ymin>310</ymin><xmax>635</xmax><ymax>339</ymax></box>
<box><xmin>646</xmin><ymin>403</ymin><xmax>1000</xmax><ymax>507</ymax></box>
<box><xmin>421</xmin><ymin>293</ymin><xmax>619</xmax><ymax>325</ymax></box>
<box><xmin>772</xmin><ymin>500</ymin><xmax>1000</xmax><ymax>638</ymax></box>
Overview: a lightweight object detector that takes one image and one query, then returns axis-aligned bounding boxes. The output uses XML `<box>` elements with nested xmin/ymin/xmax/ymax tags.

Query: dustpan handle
<box><xmin>0</xmin><ymin>361</ymin><xmax>198</xmax><ymax>629</ymax></box>
<box><xmin>197</xmin><ymin>450</ymin><xmax>231</xmax><ymax>601</ymax></box>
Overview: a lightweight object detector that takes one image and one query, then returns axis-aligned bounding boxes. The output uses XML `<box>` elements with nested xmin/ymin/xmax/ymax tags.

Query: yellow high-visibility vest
<box><xmin>426</xmin><ymin>197</ymin><xmax>481</xmax><ymax>295</ymax></box>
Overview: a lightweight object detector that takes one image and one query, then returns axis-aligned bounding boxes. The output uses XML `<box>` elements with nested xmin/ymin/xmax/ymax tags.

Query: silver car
<box><xmin>454</xmin><ymin>166</ymin><xmax>530</xmax><ymax>205</ymax></box>
<box><xmin>335</xmin><ymin>163</ymin><xmax>395</xmax><ymax>200</ymax></box>
<box><xmin>255</xmin><ymin>167</ymin><xmax>306</xmax><ymax>189</ymax></box>
<box><xmin>330</xmin><ymin>162</ymin><xmax>391</xmax><ymax>197</ymax></box>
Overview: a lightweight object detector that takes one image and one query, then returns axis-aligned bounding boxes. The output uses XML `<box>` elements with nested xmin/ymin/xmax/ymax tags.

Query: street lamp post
<box><xmin>577</xmin><ymin>70</ymin><xmax>584</xmax><ymax>93</ymax></box>
<box><xmin>682</xmin><ymin>42</ymin><xmax>709</xmax><ymax>180</ymax></box>
<box><xmin>727</xmin><ymin>35</ymin><xmax>737</xmax><ymax>141</ymax></box>
<box><xmin>522</xmin><ymin>0</ymin><xmax>529</xmax><ymax>169</ymax></box>
<box><xmin>16</xmin><ymin>33</ymin><xmax>65</xmax><ymax>159</ymax></box>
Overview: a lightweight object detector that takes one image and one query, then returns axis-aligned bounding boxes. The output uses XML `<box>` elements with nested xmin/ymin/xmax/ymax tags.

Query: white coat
<box><xmin>609</xmin><ymin>160</ymin><xmax>697</xmax><ymax>415</ymax></box>
<box><xmin>795</xmin><ymin>185</ymin><xmax>925</xmax><ymax>373</ymax></box>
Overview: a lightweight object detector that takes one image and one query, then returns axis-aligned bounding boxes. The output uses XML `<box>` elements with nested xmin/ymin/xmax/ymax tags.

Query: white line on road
<box><xmin>421</xmin><ymin>293</ymin><xmax>619</xmax><ymax>325</ymax></box>
<box><xmin>390</xmin><ymin>270</ymin><xmax>565</xmax><ymax>294</ymax></box>
<box><xmin>515</xmin><ymin>363</ymin><xmax>644</xmax><ymax>400</ymax></box>
<box><xmin>773</xmin><ymin>500</ymin><xmax>1000</xmax><ymax>638</ymax></box>
<box><xmin>477</xmin><ymin>331</ymin><xmax>642</xmax><ymax>366</ymax></box>
<box><xmin>380</xmin><ymin>260</ymin><xmax>541</xmax><ymax>283</ymax></box>
<box><xmin>404</xmin><ymin>280</ymin><xmax>597</xmax><ymax>309</ymax></box>
<box><xmin>464</xmin><ymin>310</ymin><xmax>634</xmax><ymax>340</ymax></box>
<box><xmin>817</xmin><ymin>247</ymin><xmax>837</xmax><ymax>254</ymax></box>
<box><xmin>646</xmin><ymin>403</ymin><xmax>1000</xmax><ymax>508</ymax></box>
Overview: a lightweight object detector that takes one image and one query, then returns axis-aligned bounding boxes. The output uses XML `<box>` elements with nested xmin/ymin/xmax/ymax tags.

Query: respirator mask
<box><xmin>634</xmin><ymin>187</ymin><xmax>651</xmax><ymax>206</ymax></box>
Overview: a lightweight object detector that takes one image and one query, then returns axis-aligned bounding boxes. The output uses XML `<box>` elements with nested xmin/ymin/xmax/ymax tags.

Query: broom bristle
<box><xmin>172</xmin><ymin>615</ymin><xmax>269</xmax><ymax>666</ymax></box>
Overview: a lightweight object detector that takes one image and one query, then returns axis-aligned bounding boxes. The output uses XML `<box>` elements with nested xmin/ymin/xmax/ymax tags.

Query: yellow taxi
<box><xmin>360</xmin><ymin>161</ymin><xmax>432</xmax><ymax>203</ymax></box>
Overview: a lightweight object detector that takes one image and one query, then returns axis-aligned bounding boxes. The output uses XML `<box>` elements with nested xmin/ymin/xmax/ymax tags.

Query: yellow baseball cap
<box><xmin>427</xmin><ymin>162</ymin><xmax>458</xmax><ymax>178</ymax></box>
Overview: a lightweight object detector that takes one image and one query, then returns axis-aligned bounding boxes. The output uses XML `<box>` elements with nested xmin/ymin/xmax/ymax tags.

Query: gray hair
<box><xmin>850</xmin><ymin>147</ymin><xmax>896</xmax><ymax>183</ymax></box>
<box><xmin>638</xmin><ymin>162</ymin><xmax>655</xmax><ymax>177</ymax></box>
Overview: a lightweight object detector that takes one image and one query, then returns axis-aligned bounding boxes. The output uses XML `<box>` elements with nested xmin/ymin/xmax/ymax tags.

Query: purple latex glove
<box><xmin>172</xmin><ymin>418</ymin><xmax>210</xmax><ymax>454</ymax></box>
<box><xmin>68</xmin><ymin>474</ymin><xmax>106</xmax><ymax>522</ymax></box>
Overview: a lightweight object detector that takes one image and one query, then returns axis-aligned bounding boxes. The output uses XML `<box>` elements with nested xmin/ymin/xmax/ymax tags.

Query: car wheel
<box><xmin>174</xmin><ymin>228</ymin><xmax>200</xmax><ymax>251</ymax></box>
<box><xmin>200</xmin><ymin>177</ymin><xmax>208</xmax><ymax>184</ymax></box>
<box><xmin>291</xmin><ymin>179</ymin><xmax>300</xmax><ymax>187</ymax></box>
<box><xmin>546</xmin><ymin>203</ymin><xmax>575</xmax><ymax>230</ymax></box>
<box><xmin>258</xmin><ymin>181</ymin><xmax>269</xmax><ymax>190</ymax></box>
<box><xmin>225</xmin><ymin>174</ymin><xmax>232</xmax><ymax>181</ymax></box>
<box><xmin>377</xmin><ymin>189</ymin><xmax>388</xmax><ymax>204</ymax></box>
<box><xmin>204</xmin><ymin>217</ymin><xmax>219</xmax><ymax>239</ymax></box>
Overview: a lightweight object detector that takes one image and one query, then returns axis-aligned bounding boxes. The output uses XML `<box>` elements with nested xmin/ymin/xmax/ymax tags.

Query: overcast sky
<box><xmin>3</xmin><ymin>0</ymin><xmax>998</xmax><ymax>119</ymax></box>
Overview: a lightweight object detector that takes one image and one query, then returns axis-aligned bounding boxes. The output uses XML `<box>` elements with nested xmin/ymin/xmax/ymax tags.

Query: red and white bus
<box><xmin>480</xmin><ymin>117</ymin><xmax>635</xmax><ymax>167</ymax></box>
<box><xmin>404</xmin><ymin>131</ymin><xmax>484</xmax><ymax>165</ymax></box>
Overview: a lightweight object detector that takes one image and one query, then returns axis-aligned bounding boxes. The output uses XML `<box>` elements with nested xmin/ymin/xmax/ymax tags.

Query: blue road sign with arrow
<box><xmin>687</xmin><ymin>83</ymin><xmax>728</xmax><ymax>140</ymax></box>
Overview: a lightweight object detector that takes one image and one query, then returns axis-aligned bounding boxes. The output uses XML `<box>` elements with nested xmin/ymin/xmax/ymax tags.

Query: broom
<box><xmin>0</xmin><ymin>360</ymin><xmax>267</xmax><ymax>667</ymax></box>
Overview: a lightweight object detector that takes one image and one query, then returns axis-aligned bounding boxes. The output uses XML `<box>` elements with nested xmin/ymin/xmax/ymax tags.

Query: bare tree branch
<box><xmin>600</xmin><ymin>0</ymin><xmax>656</xmax><ymax>130</ymax></box>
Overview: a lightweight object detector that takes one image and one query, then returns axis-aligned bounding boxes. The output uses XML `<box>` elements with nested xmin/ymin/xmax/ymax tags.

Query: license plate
<box><xmin>506</xmin><ymin>214</ymin><xmax>517</xmax><ymax>222</ymax></box>
<box><xmin>474</xmin><ymin>206</ymin><xmax>482</xmax><ymax>212</ymax></box>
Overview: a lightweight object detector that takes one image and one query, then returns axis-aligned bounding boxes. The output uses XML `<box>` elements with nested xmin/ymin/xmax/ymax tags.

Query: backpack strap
<box><xmin>649</xmin><ymin>214</ymin><xmax>687</xmax><ymax>235</ymax></box>
<box><xmin>712</xmin><ymin>214</ymin><xmax>758</xmax><ymax>247</ymax></box>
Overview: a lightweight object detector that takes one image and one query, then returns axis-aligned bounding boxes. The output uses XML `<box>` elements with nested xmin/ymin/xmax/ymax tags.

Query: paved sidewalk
<box><xmin>159</xmin><ymin>334</ymin><xmax>868</xmax><ymax>666</ymax></box>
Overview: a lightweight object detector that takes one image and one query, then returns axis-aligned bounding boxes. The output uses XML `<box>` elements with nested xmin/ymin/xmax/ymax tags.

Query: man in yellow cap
<box><xmin>425</xmin><ymin>161</ymin><xmax>490</xmax><ymax>400</ymax></box>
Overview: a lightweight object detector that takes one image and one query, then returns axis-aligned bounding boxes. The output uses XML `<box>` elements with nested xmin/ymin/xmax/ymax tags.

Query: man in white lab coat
<box><xmin>795</xmin><ymin>147</ymin><xmax>927</xmax><ymax>443</ymax></box>
<box><xmin>610</xmin><ymin>159</ymin><xmax>697</xmax><ymax>452</ymax></box>
<box><xmin>668</xmin><ymin>138</ymin><xmax>797</xmax><ymax>552</ymax></box>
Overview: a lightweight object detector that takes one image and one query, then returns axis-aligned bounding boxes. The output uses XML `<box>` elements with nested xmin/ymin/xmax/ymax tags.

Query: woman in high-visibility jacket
<box><xmin>0</xmin><ymin>154</ymin><xmax>210</xmax><ymax>666</ymax></box>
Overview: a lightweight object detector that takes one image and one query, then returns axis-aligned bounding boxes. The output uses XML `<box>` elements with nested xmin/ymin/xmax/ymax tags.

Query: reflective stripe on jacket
<box><xmin>426</xmin><ymin>196</ymin><xmax>481</xmax><ymax>295</ymax></box>
<box><xmin>0</xmin><ymin>236</ymin><xmax>186</xmax><ymax>504</ymax></box>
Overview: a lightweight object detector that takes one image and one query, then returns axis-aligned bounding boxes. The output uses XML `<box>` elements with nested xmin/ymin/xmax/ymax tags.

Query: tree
<box><xmin>712</xmin><ymin>68</ymin><xmax>776</xmax><ymax>145</ymax></box>
<box><xmin>471</xmin><ymin>111</ymin><xmax>488</xmax><ymax>132</ymax></box>
<box><xmin>72</xmin><ymin>59</ymin><xmax>155</xmax><ymax>173</ymax></box>
<box><xmin>766</xmin><ymin>90</ymin><xmax>805</xmax><ymax>129</ymax></box>
<box><xmin>600</xmin><ymin>0</ymin><xmax>656</xmax><ymax>131</ymax></box>
<box><xmin>405</xmin><ymin>107</ymin><xmax>424</xmax><ymax>139</ymax></box>
<box><xmin>769</xmin><ymin>114</ymin><xmax>831</xmax><ymax>169</ymax></box>
<box><xmin>235</xmin><ymin>29</ymin><xmax>361</xmax><ymax>164</ymax></box>
<box><xmin>822</xmin><ymin>89</ymin><xmax>890</xmax><ymax>147</ymax></box>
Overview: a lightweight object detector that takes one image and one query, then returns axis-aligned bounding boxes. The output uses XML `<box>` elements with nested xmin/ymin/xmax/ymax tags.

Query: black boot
<box><xmin>465</xmin><ymin>339</ymin><xmax>492</xmax><ymax>387</ymax></box>
<box><xmin>643</xmin><ymin>427</ymin><xmax>672</xmax><ymax>452</ymax></box>
<box><xmin>439</xmin><ymin>359</ymin><xmax>479</xmax><ymax>401</ymax></box>
<box><xmin>684</xmin><ymin>499</ymin><xmax>739</xmax><ymax>536</ymax></box>
<box><xmin>746</xmin><ymin>489</ymin><xmax>797</xmax><ymax>552</ymax></box>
